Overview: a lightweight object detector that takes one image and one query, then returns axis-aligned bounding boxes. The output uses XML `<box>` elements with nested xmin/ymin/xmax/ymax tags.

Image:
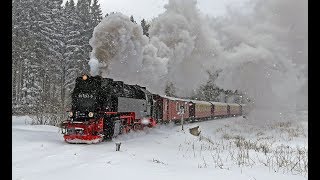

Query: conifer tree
<box><xmin>90</xmin><ymin>0</ymin><xmax>103</xmax><ymax>28</ymax></box>
<box><xmin>76</xmin><ymin>0</ymin><xmax>92</xmax><ymax>72</ymax></box>
<box><xmin>141</xmin><ymin>18</ymin><xmax>150</xmax><ymax>37</ymax></box>
<box><xmin>165</xmin><ymin>82</ymin><xmax>176</xmax><ymax>97</ymax></box>
<box><xmin>12</xmin><ymin>0</ymin><xmax>106</xmax><ymax>115</ymax></box>
<box><xmin>12</xmin><ymin>0</ymin><xmax>33</xmax><ymax>106</ymax></box>
<box><xmin>60</xmin><ymin>0</ymin><xmax>89</xmax><ymax>110</ymax></box>
<box><xmin>130</xmin><ymin>15</ymin><xmax>137</xmax><ymax>24</ymax></box>
<box><xmin>13</xmin><ymin>0</ymin><xmax>53</xmax><ymax>113</ymax></box>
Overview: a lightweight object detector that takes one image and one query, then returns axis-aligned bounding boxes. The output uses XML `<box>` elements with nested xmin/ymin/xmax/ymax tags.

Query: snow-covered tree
<box><xmin>164</xmin><ymin>82</ymin><xmax>176</xmax><ymax>97</ymax></box>
<box><xmin>11</xmin><ymin>0</ymin><xmax>108</xmax><ymax>116</ymax></box>
<box><xmin>192</xmin><ymin>70</ymin><xmax>222</xmax><ymax>101</ymax></box>
<box><xmin>141</xmin><ymin>18</ymin><xmax>150</xmax><ymax>37</ymax></box>
<box><xmin>12</xmin><ymin>0</ymin><xmax>49</xmax><ymax>114</ymax></box>
<box><xmin>90</xmin><ymin>0</ymin><xmax>103</xmax><ymax>28</ymax></box>
<box><xmin>130</xmin><ymin>15</ymin><xmax>137</xmax><ymax>24</ymax></box>
<box><xmin>12</xmin><ymin>0</ymin><xmax>34</xmax><ymax>105</ymax></box>
<box><xmin>59</xmin><ymin>0</ymin><xmax>91</xmax><ymax>110</ymax></box>
<box><xmin>75</xmin><ymin>0</ymin><xmax>92</xmax><ymax>72</ymax></box>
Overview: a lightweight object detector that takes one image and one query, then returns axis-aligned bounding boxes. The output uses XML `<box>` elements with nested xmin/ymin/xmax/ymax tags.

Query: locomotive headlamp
<box><xmin>82</xmin><ymin>74</ymin><xmax>88</xmax><ymax>80</ymax></box>
<box><xmin>88</xmin><ymin>112</ymin><xmax>94</xmax><ymax>117</ymax></box>
<box><xmin>68</xmin><ymin>111</ymin><xmax>73</xmax><ymax>117</ymax></box>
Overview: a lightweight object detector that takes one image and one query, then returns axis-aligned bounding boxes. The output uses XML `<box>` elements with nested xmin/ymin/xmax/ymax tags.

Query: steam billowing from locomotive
<box><xmin>89</xmin><ymin>0</ymin><xmax>307</xmax><ymax>121</ymax></box>
<box><xmin>89</xmin><ymin>13</ymin><xmax>168</xmax><ymax>94</ymax></box>
<box><xmin>212</xmin><ymin>0</ymin><xmax>307</xmax><ymax>121</ymax></box>
<box><xmin>89</xmin><ymin>0</ymin><xmax>217</xmax><ymax>95</ymax></box>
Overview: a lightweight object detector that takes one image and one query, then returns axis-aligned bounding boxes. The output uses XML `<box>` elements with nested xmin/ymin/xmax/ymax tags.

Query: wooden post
<box><xmin>115</xmin><ymin>142</ymin><xmax>121</xmax><ymax>151</ymax></box>
<box><xmin>181</xmin><ymin>114</ymin><xmax>184</xmax><ymax>130</ymax></box>
<box><xmin>179</xmin><ymin>105</ymin><xmax>185</xmax><ymax>131</ymax></box>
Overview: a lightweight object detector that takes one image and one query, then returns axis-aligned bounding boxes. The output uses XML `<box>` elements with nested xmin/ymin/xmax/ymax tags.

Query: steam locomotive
<box><xmin>60</xmin><ymin>74</ymin><xmax>247</xmax><ymax>144</ymax></box>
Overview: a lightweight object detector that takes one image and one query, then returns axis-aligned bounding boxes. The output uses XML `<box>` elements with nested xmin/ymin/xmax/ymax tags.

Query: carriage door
<box><xmin>188</xmin><ymin>101</ymin><xmax>195</xmax><ymax>118</ymax></box>
<box><xmin>153</xmin><ymin>96</ymin><xmax>163</xmax><ymax>121</ymax></box>
<box><xmin>166</xmin><ymin>99</ymin><xmax>169</xmax><ymax>120</ymax></box>
<box><xmin>227</xmin><ymin>105</ymin><xmax>230</xmax><ymax>116</ymax></box>
<box><xmin>211</xmin><ymin>104</ymin><xmax>215</xmax><ymax>117</ymax></box>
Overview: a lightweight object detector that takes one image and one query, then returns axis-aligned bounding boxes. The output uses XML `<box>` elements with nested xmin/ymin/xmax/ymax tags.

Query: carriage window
<box><xmin>180</xmin><ymin>105</ymin><xmax>184</xmax><ymax>112</ymax></box>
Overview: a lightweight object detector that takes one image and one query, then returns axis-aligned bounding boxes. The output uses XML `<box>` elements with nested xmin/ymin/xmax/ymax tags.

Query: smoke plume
<box><xmin>212</xmin><ymin>0</ymin><xmax>308</xmax><ymax>120</ymax></box>
<box><xmin>88</xmin><ymin>0</ymin><xmax>307</xmax><ymax>121</ymax></box>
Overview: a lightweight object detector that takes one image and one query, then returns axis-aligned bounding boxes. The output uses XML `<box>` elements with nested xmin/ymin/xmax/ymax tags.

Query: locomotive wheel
<box><xmin>133</xmin><ymin>124</ymin><xmax>141</xmax><ymax>131</ymax></box>
<box><xmin>123</xmin><ymin>126</ymin><xmax>131</xmax><ymax>133</ymax></box>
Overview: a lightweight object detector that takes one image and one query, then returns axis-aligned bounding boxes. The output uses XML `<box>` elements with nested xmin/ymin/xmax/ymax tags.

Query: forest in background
<box><xmin>12</xmin><ymin>0</ymin><xmax>245</xmax><ymax>119</ymax></box>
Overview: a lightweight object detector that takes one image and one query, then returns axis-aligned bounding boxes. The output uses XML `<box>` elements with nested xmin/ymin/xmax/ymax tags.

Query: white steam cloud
<box><xmin>212</xmin><ymin>0</ymin><xmax>308</xmax><ymax>120</ymax></box>
<box><xmin>88</xmin><ymin>0</ymin><xmax>307</xmax><ymax>121</ymax></box>
<box><xmin>89</xmin><ymin>13</ymin><xmax>168</xmax><ymax>93</ymax></box>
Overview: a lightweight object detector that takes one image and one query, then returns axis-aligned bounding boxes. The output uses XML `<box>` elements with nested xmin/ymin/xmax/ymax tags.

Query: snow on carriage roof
<box><xmin>160</xmin><ymin>95</ymin><xmax>227</xmax><ymax>105</ymax></box>
<box><xmin>190</xmin><ymin>99</ymin><xmax>212</xmax><ymax>105</ymax></box>
<box><xmin>159</xmin><ymin>95</ymin><xmax>192</xmax><ymax>101</ymax></box>
<box><xmin>209</xmin><ymin>101</ymin><xmax>229</xmax><ymax>105</ymax></box>
<box><xmin>227</xmin><ymin>103</ymin><xmax>241</xmax><ymax>106</ymax></box>
<box><xmin>159</xmin><ymin>95</ymin><xmax>209</xmax><ymax>104</ymax></box>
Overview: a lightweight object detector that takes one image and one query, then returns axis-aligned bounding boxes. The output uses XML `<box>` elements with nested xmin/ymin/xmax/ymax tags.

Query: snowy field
<box><xmin>13</xmin><ymin>111</ymin><xmax>308</xmax><ymax>180</ymax></box>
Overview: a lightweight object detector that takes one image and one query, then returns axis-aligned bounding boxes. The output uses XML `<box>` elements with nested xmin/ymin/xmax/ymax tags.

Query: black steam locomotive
<box><xmin>70</xmin><ymin>74</ymin><xmax>154</xmax><ymax>120</ymax></box>
<box><xmin>61</xmin><ymin>74</ymin><xmax>156</xmax><ymax>143</ymax></box>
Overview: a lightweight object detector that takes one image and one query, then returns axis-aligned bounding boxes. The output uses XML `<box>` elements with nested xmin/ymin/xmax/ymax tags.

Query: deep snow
<box><xmin>13</xmin><ymin>112</ymin><xmax>307</xmax><ymax>180</ymax></box>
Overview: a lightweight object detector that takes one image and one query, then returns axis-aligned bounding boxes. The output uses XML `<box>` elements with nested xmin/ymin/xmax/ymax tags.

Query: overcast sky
<box><xmin>63</xmin><ymin>0</ymin><xmax>248</xmax><ymax>22</ymax></box>
<box><xmin>99</xmin><ymin>0</ymin><xmax>247</xmax><ymax>21</ymax></box>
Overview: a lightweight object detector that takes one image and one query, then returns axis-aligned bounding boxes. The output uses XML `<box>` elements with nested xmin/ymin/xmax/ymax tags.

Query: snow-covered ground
<box><xmin>13</xmin><ymin>111</ymin><xmax>308</xmax><ymax>180</ymax></box>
